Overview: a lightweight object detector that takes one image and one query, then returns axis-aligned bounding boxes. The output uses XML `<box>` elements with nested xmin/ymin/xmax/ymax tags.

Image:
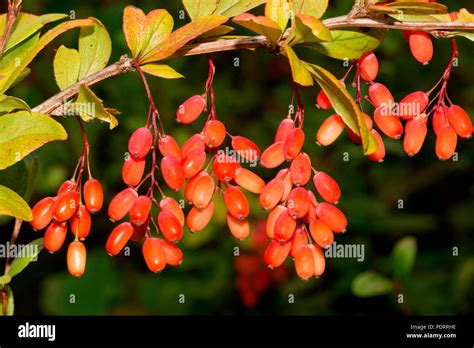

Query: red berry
<box><xmin>294</xmin><ymin>244</ymin><xmax>325</xmax><ymax>280</ymax></box>
<box><xmin>67</xmin><ymin>241</ymin><xmax>86</xmax><ymax>277</ymax></box>
<box><xmin>122</xmin><ymin>156</ymin><xmax>146</xmax><ymax>187</ymax></box>
<box><xmin>283</xmin><ymin>128</ymin><xmax>305</xmax><ymax>160</ymax></box>
<box><xmin>316</xmin><ymin>114</ymin><xmax>344</xmax><ymax>146</ymax></box>
<box><xmin>44</xmin><ymin>221</ymin><xmax>67</xmax><ymax>253</ymax></box>
<box><xmin>313</xmin><ymin>171</ymin><xmax>341</xmax><ymax>204</ymax></box>
<box><xmin>275</xmin><ymin>118</ymin><xmax>295</xmax><ymax>142</ymax></box>
<box><xmin>30</xmin><ymin>197</ymin><xmax>55</xmax><ymax>230</ymax></box>
<box><xmin>369</xmin><ymin>83</ymin><xmax>394</xmax><ymax>108</ymax></box>
<box><xmin>57</xmin><ymin>180</ymin><xmax>75</xmax><ymax>195</ymax></box>
<box><xmin>190</xmin><ymin>173</ymin><xmax>215</xmax><ymax>209</ymax></box>
<box><xmin>158</xmin><ymin>239</ymin><xmax>183</xmax><ymax>266</ymax></box>
<box><xmin>106</xmin><ymin>222</ymin><xmax>133</xmax><ymax>256</ymax></box>
<box><xmin>316</xmin><ymin>90</ymin><xmax>332</xmax><ymax>110</ymax></box>
<box><xmin>266</xmin><ymin>205</ymin><xmax>287</xmax><ymax>239</ymax></box>
<box><xmin>447</xmin><ymin>104</ymin><xmax>472</xmax><ymax>138</ymax></box>
<box><xmin>128</xmin><ymin>127</ymin><xmax>152</xmax><ymax>159</ymax></box>
<box><xmin>52</xmin><ymin>191</ymin><xmax>79</xmax><ymax>222</ymax></box>
<box><xmin>276</xmin><ymin>169</ymin><xmax>292</xmax><ymax>201</ymax></box>
<box><xmin>181</xmin><ymin>133</ymin><xmax>206</xmax><ymax>159</ymax></box>
<box><xmin>367</xmin><ymin>129</ymin><xmax>386</xmax><ymax>162</ymax></box>
<box><xmin>309</xmin><ymin>219</ymin><xmax>334</xmax><ymax>248</ymax></box>
<box><xmin>83</xmin><ymin>179</ymin><xmax>103</xmax><ymax>213</ymax></box>
<box><xmin>436</xmin><ymin>124</ymin><xmax>457</xmax><ymax>160</ymax></box>
<box><xmin>260</xmin><ymin>141</ymin><xmax>285</xmax><ymax>168</ymax></box>
<box><xmin>69</xmin><ymin>205</ymin><xmax>91</xmax><ymax>240</ymax></box>
<box><xmin>161</xmin><ymin>156</ymin><xmax>185</xmax><ymax>190</ymax></box>
<box><xmin>224</xmin><ymin>186</ymin><xmax>249</xmax><ymax>220</ymax></box>
<box><xmin>399</xmin><ymin>91</ymin><xmax>429</xmax><ymax>119</ymax></box>
<box><xmin>406</xmin><ymin>30</ymin><xmax>433</xmax><ymax>65</ymax></box>
<box><xmin>286</xmin><ymin>187</ymin><xmax>310</xmax><ymax>219</ymax></box>
<box><xmin>181</xmin><ymin>147</ymin><xmax>206</xmax><ymax>178</ymax></box>
<box><xmin>316</xmin><ymin>202</ymin><xmax>347</xmax><ymax>233</ymax></box>
<box><xmin>374</xmin><ymin>105</ymin><xmax>403</xmax><ymax>139</ymax></box>
<box><xmin>290</xmin><ymin>226</ymin><xmax>309</xmax><ymax>258</ymax></box>
<box><xmin>213</xmin><ymin>155</ymin><xmax>240</xmax><ymax>181</ymax></box>
<box><xmin>160</xmin><ymin>197</ymin><xmax>185</xmax><ymax>226</ymax></box>
<box><xmin>226</xmin><ymin>213</ymin><xmax>250</xmax><ymax>240</ymax></box>
<box><xmin>176</xmin><ymin>95</ymin><xmax>206</xmax><ymax>124</ymax></box>
<box><xmin>234</xmin><ymin>168</ymin><xmax>265</xmax><ymax>194</ymax></box>
<box><xmin>404</xmin><ymin>119</ymin><xmax>427</xmax><ymax>156</ymax></box>
<box><xmin>274</xmin><ymin>210</ymin><xmax>297</xmax><ymax>242</ymax></box>
<box><xmin>130</xmin><ymin>196</ymin><xmax>152</xmax><ymax>226</ymax></box>
<box><xmin>108</xmin><ymin>188</ymin><xmax>138</xmax><ymax>222</ymax></box>
<box><xmin>264</xmin><ymin>240</ymin><xmax>291</xmax><ymax>269</ymax></box>
<box><xmin>259</xmin><ymin>178</ymin><xmax>285</xmax><ymax>210</ymax></box>
<box><xmin>290</xmin><ymin>152</ymin><xmax>311</xmax><ymax>186</ymax></box>
<box><xmin>186</xmin><ymin>202</ymin><xmax>214</xmax><ymax>233</ymax></box>
<box><xmin>203</xmin><ymin>119</ymin><xmax>226</xmax><ymax>148</ymax></box>
<box><xmin>185</xmin><ymin>171</ymin><xmax>208</xmax><ymax>203</ymax></box>
<box><xmin>359</xmin><ymin>51</ymin><xmax>378</xmax><ymax>82</ymax></box>
<box><xmin>142</xmin><ymin>237</ymin><xmax>166</xmax><ymax>273</ymax></box>
<box><xmin>231</xmin><ymin>135</ymin><xmax>260</xmax><ymax>162</ymax></box>
<box><xmin>158</xmin><ymin>210</ymin><xmax>183</xmax><ymax>243</ymax></box>
<box><xmin>432</xmin><ymin>106</ymin><xmax>449</xmax><ymax>136</ymax></box>
<box><xmin>158</xmin><ymin>134</ymin><xmax>182</xmax><ymax>161</ymax></box>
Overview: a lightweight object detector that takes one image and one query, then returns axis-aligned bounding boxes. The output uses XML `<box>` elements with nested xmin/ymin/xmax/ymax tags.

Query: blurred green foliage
<box><xmin>0</xmin><ymin>0</ymin><xmax>473</xmax><ymax>315</ymax></box>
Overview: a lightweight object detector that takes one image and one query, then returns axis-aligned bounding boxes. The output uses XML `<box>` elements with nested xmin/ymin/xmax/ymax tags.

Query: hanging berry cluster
<box><xmin>316</xmin><ymin>36</ymin><xmax>472</xmax><ymax>161</ymax></box>
<box><xmin>30</xmin><ymin>119</ymin><xmax>104</xmax><ymax>277</ymax></box>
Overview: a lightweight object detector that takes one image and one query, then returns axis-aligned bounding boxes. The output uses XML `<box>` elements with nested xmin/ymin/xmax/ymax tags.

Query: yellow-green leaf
<box><xmin>0</xmin><ymin>274</ymin><xmax>11</xmax><ymax>285</ymax></box>
<box><xmin>265</xmin><ymin>0</ymin><xmax>290</xmax><ymax>32</ymax></box>
<box><xmin>199</xmin><ymin>25</ymin><xmax>234</xmax><ymax>39</ymax></box>
<box><xmin>387</xmin><ymin>13</ymin><xmax>450</xmax><ymax>22</ymax></box>
<box><xmin>352</xmin><ymin>271</ymin><xmax>393</xmax><ymax>298</ymax></box>
<box><xmin>73</xmin><ymin>85</ymin><xmax>119</xmax><ymax>129</ymax></box>
<box><xmin>140</xmin><ymin>10</ymin><xmax>174</xmax><ymax>59</ymax></box>
<box><xmin>141</xmin><ymin>64</ymin><xmax>184</xmax><ymax>79</ymax></box>
<box><xmin>385</xmin><ymin>1</ymin><xmax>447</xmax><ymax>14</ymax></box>
<box><xmin>218</xmin><ymin>0</ymin><xmax>267</xmax><ymax>18</ymax></box>
<box><xmin>5</xmin><ymin>285</ymin><xmax>14</xmax><ymax>316</ymax></box>
<box><xmin>232</xmin><ymin>13</ymin><xmax>281</xmax><ymax>46</ymax></box>
<box><xmin>183</xmin><ymin>0</ymin><xmax>216</xmax><ymax>20</ymax></box>
<box><xmin>292</xmin><ymin>0</ymin><xmax>329</xmax><ymax>19</ymax></box>
<box><xmin>302</xmin><ymin>28</ymin><xmax>387</xmax><ymax>60</ymax></box>
<box><xmin>78</xmin><ymin>19</ymin><xmax>112</xmax><ymax>79</ymax></box>
<box><xmin>123</xmin><ymin>6</ymin><xmax>146</xmax><ymax>58</ymax></box>
<box><xmin>304</xmin><ymin>62</ymin><xmax>377</xmax><ymax>155</ymax></box>
<box><xmin>0</xmin><ymin>95</ymin><xmax>30</xmax><ymax>114</ymax></box>
<box><xmin>7</xmin><ymin>238</ymin><xmax>44</xmax><ymax>278</ymax></box>
<box><xmin>0</xmin><ymin>184</ymin><xmax>32</xmax><ymax>221</ymax></box>
<box><xmin>53</xmin><ymin>45</ymin><xmax>81</xmax><ymax>90</ymax></box>
<box><xmin>0</xmin><ymin>111</ymin><xmax>67</xmax><ymax>170</ymax></box>
<box><xmin>457</xmin><ymin>8</ymin><xmax>474</xmax><ymax>22</ymax></box>
<box><xmin>290</xmin><ymin>13</ymin><xmax>332</xmax><ymax>45</ymax></box>
<box><xmin>283</xmin><ymin>45</ymin><xmax>313</xmax><ymax>86</ymax></box>
<box><xmin>141</xmin><ymin>15</ymin><xmax>228</xmax><ymax>63</ymax></box>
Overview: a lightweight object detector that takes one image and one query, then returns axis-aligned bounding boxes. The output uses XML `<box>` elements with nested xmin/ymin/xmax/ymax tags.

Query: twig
<box><xmin>0</xmin><ymin>0</ymin><xmax>22</xmax><ymax>54</ymax></box>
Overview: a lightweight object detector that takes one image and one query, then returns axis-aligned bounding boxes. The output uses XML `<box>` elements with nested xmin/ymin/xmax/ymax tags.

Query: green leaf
<box><xmin>352</xmin><ymin>271</ymin><xmax>393</xmax><ymax>297</ymax></box>
<box><xmin>5</xmin><ymin>285</ymin><xmax>14</xmax><ymax>316</ymax></box>
<box><xmin>265</xmin><ymin>0</ymin><xmax>290</xmax><ymax>32</ymax></box>
<box><xmin>283</xmin><ymin>45</ymin><xmax>313</xmax><ymax>86</ymax></box>
<box><xmin>4</xmin><ymin>13</ymin><xmax>67</xmax><ymax>52</ymax></box>
<box><xmin>141</xmin><ymin>64</ymin><xmax>184</xmax><ymax>79</ymax></box>
<box><xmin>302</xmin><ymin>28</ymin><xmax>387</xmax><ymax>60</ymax></box>
<box><xmin>24</xmin><ymin>157</ymin><xmax>39</xmax><ymax>203</ymax></box>
<box><xmin>304</xmin><ymin>63</ymin><xmax>377</xmax><ymax>155</ymax></box>
<box><xmin>183</xmin><ymin>0</ymin><xmax>216</xmax><ymax>20</ymax></box>
<box><xmin>292</xmin><ymin>0</ymin><xmax>329</xmax><ymax>19</ymax></box>
<box><xmin>217</xmin><ymin>0</ymin><xmax>267</xmax><ymax>18</ymax></box>
<box><xmin>291</xmin><ymin>14</ymin><xmax>332</xmax><ymax>45</ymax></box>
<box><xmin>0</xmin><ymin>184</ymin><xmax>32</xmax><ymax>221</ymax></box>
<box><xmin>0</xmin><ymin>111</ymin><xmax>67</xmax><ymax>170</ymax></box>
<box><xmin>387</xmin><ymin>13</ymin><xmax>450</xmax><ymax>22</ymax></box>
<box><xmin>232</xmin><ymin>13</ymin><xmax>282</xmax><ymax>46</ymax></box>
<box><xmin>141</xmin><ymin>10</ymin><xmax>174</xmax><ymax>59</ymax></box>
<box><xmin>0</xmin><ymin>275</ymin><xmax>11</xmax><ymax>285</ymax></box>
<box><xmin>0</xmin><ymin>160</ymin><xmax>28</xmax><ymax>197</ymax></box>
<box><xmin>7</xmin><ymin>238</ymin><xmax>44</xmax><ymax>278</ymax></box>
<box><xmin>78</xmin><ymin>19</ymin><xmax>112</xmax><ymax>79</ymax></box>
<box><xmin>391</xmin><ymin>236</ymin><xmax>417</xmax><ymax>279</ymax></box>
<box><xmin>53</xmin><ymin>45</ymin><xmax>81</xmax><ymax>90</ymax></box>
<box><xmin>141</xmin><ymin>15</ymin><xmax>228</xmax><ymax>63</ymax></box>
<box><xmin>73</xmin><ymin>85</ymin><xmax>119</xmax><ymax>129</ymax></box>
<box><xmin>385</xmin><ymin>1</ymin><xmax>448</xmax><ymax>14</ymax></box>
<box><xmin>0</xmin><ymin>95</ymin><xmax>30</xmax><ymax>114</ymax></box>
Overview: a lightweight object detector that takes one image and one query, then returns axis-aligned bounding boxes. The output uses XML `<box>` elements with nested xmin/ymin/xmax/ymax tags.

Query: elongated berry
<box><xmin>122</xmin><ymin>156</ymin><xmax>146</xmax><ymax>187</ymax></box>
<box><xmin>227</xmin><ymin>213</ymin><xmax>250</xmax><ymax>240</ymax></box>
<box><xmin>161</xmin><ymin>156</ymin><xmax>185</xmax><ymax>190</ymax></box>
<box><xmin>204</xmin><ymin>120</ymin><xmax>226</xmax><ymax>148</ymax></box>
<box><xmin>316</xmin><ymin>114</ymin><xmax>344</xmax><ymax>146</ymax></box>
<box><xmin>290</xmin><ymin>226</ymin><xmax>309</xmax><ymax>258</ymax></box>
<box><xmin>231</xmin><ymin>136</ymin><xmax>260</xmax><ymax>161</ymax></box>
<box><xmin>399</xmin><ymin>91</ymin><xmax>429</xmax><ymax>119</ymax></box>
<box><xmin>447</xmin><ymin>105</ymin><xmax>472</xmax><ymax>138</ymax></box>
<box><xmin>176</xmin><ymin>95</ymin><xmax>206</xmax><ymax>124</ymax></box>
<box><xmin>191</xmin><ymin>173</ymin><xmax>215</xmax><ymax>209</ymax></box>
<box><xmin>181</xmin><ymin>133</ymin><xmax>206</xmax><ymax>159</ymax></box>
<box><xmin>185</xmin><ymin>171</ymin><xmax>208</xmax><ymax>203</ymax></box>
<box><xmin>404</xmin><ymin>119</ymin><xmax>427</xmax><ymax>156</ymax></box>
<box><xmin>367</xmin><ymin>129</ymin><xmax>386</xmax><ymax>162</ymax></box>
<box><xmin>234</xmin><ymin>168</ymin><xmax>265</xmax><ymax>194</ymax></box>
<box><xmin>374</xmin><ymin>105</ymin><xmax>403</xmax><ymax>139</ymax></box>
<box><xmin>283</xmin><ymin>128</ymin><xmax>305</xmax><ymax>160</ymax></box>
<box><xmin>158</xmin><ymin>210</ymin><xmax>183</xmax><ymax>243</ymax></box>
<box><xmin>128</xmin><ymin>127</ymin><xmax>152</xmax><ymax>159</ymax></box>
<box><xmin>295</xmin><ymin>244</ymin><xmax>325</xmax><ymax>280</ymax></box>
<box><xmin>274</xmin><ymin>210</ymin><xmax>297</xmax><ymax>242</ymax></box>
<box><xmin>130</xmin><ymin>196</ymin><xmax>152</xmax><ymax>226</ymax></box>
<box><xmin>316</xmin><ymin>202</ymin><xmax>347</xmax><ymax>233</ymax></box>
<box><xmin>106</xmin><ymin>222</ymin><xmax>133</xmax><ymax>256</ymax></box>
<box><xmin>182</xmin><ymin>147</ymin><xmax>206</xmax><ymax>178</ymax></box>
<box><xmin>309</xmin><ymin>219</ymin><xmax>334</xmax><ymax>248</ymax></box>
<box><xmin>158</xmin><ymin>239</ymin><xmax>183</xmax><ymax>266</ymax></box>
<box><xmin>290</xmin><ymin>152</ymin><xmax>311</xmax><ymax>186</ymax></box>
<box><xmin>260</xmin><ymin>141</ymin><xmax>285</xmax><ymax>168</ymax></box>
<box><xmin>83</xmin><ymin>179</ymin><xmax>103</xmax><ymax>213</ymax></box>
<box><xmin>316</xmin><ymin>90</ymin><xmax>331</xmax><ymax>110</ymax></box>
<box><xmin>275</xmin><ymin>118</ymin><xmax>295</xmax><ymax>142</ymax></box>
<box><xmin>70</xmin><ymin>205</ymin><xmax>91</xmax><ymax>240</ymax></box>
<box><xmin>224</xmin><ymin>186</ymin><xmax>249</xmax><ymax>220</ymax></box>
<box><xmin>108</xmin><ymin>188</ymin><xmax>138</xmax><ymax>222</ymax></box>
<box><xmin>58</xmin><ymin>180</ymin><xmax>75</xmax><ymax>195</ymax></box>
<box><xmin>359</xmin><ymin>51</ymin><xmax>378</xmax><ymax>82</ymax></box>
<box><xmin>303</xmin><ymin>191</ymin><xmax>318</xmax><ymax>223</ymax></box>
<box><xmin>369</xmin><ymin>83</ymin><xmax>394</xmax><ymax>108</ymax></box>
<box><xmin>158</xmin><ymin>135</ymin><xmax>182</xmax><ymax>161</ymax></box>
<box><xmin>406</xmin><ymin>30</ymin><xmax>433</xmax><ymax>64</ymax></box>
<box><xmin>286</xmin><ymin>187</ymin><xmax>310</xmax><ymax>219</ymax></box>
<box><xmin>31</xmin><ymin>197</ymin><xmax>55</xmax><ymax>230</ymax></box>
<box><xmin>436</xmin><ymin>124</ymin><xmax>457</xmax><ymax>160</ymax></box>
<box><xmin>160</xmin><ymin>198</ymin><xmax>185</xmax><ymax>227</ymax></box>
<box><xmin>266</xmin><ymin>205</ymin><xmax>287</xmax><ymax>239</ymax></box>
<box><xmin>259</xmin><ymin>178</ymin><xmax>284</xmax><ymax>210</ymax></box>
<box><xmin>432</xmin><ymin>106</ymin><xmax>448</xmax><ymax>136</ymax></box>
<box><xmin>264</xmin><ymin>240</ymin><xmax>291</xmax><ymax>269</ymax></box>
<box><xmin>276</xmin><ymin>169</ymin><xmax>292</xmax><ymax>201</ymax></box>
<box><xmin>186</xmin><ymin>202</ymin><xmax>214</xmax><ymax>233</ymax></box>
<box><xmin>67</xmin><ymin>241</ymin><xmax>86</xmax><ymax>277</ymax></box>
<box><xmin>142</xmin><ymin>237</ymin><xmax>166</xmax><ymax>273</ymax></box>
<box><xmin>52</xmin><ymin>191</ymin><xmax>79</xmax><ymax>222</ymax></box>
<box><xmin>313</xmin><ymin>171</ymin><xmax>341</xmax><ymax>204</ymax></box>
<box><xmin>213</xmin><ymin>155</ymin><xmax>240</xmax><ymax>181</ymax></box>
<box><xmin>44</xmin><ymin>221</ymin><xmax>67</xmax><ymax>253</ymax></box>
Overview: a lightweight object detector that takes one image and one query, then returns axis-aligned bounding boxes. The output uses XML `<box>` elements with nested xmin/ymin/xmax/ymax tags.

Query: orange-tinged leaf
<box><xmin>140</xmin><ymin>9</ymin><xmax>174</xmax><ymax>58</ymax></box>
<box><xmin>123</xmin><ymin>6</ymin><xmax>146</xmax><ymax>58</ymax></box>
<box><xmin>284</xmin><ymin>45</ymin><xmax>313</xmax><ymax>86</ymax></box>
<box><xmin>232</xmin><ymin>13</ymin><xmax>281</xmax><ymax>45</ymax></box>
<box><xmin>265</xmin><ymin>0</ymin><xmax>290</xmax><ymax>31</ymax></box>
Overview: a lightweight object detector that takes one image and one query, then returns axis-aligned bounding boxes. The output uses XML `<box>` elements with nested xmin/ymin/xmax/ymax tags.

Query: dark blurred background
<box><xmin>1</xmin><ymin>0</ymin><xmax>473</xmax><ymax>315</ymax></box>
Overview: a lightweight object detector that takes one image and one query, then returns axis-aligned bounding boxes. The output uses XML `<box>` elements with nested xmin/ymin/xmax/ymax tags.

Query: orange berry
<box><xmin>359</xmin><ymin>51</ymin><xmax>378</xmax><ymax>82</ymax></box>
<box><xmin>30</xmin><ymin>197</ymin><xmax>55</xmax><ymax>230</ymax></box>
<box><xmin>185</xmin><ymin>171</ymin><xmax>208</xmax><ymax>203</ymax></box>
<box><xmin>436</xmin><ymin>124</ymin><xmax>457</xmax><ymax>160</ymax></box>
<box><xmin>374</xmin><ymin>105</ymin><xmax>403</xmax><ymax>139</ymax></box>
<box><xmin>122</xmin><ymin>156</ymin><xmax>146</xmax><ymax>187</ymax></box>
<box><xmin>369</xmin><ymin>83</ymin><xmax>394</xmax><ymax>108</ymax></box>
<box><xmin>234</xmin><ymin>168</ymin><xmax>265</xmax><ymax>194</ymax></box>
<box><xmin>447</xmin><ymin>104</ymin><xmax>472</xmax><ymax>138</ymax></box>
<box><xmin>158</xmin><ymin>210</ymin><xmax>183</xmax><ymax>243</ymax></box>
<box><xmin>83</xmin><ymin>179</ymin><xmax>103</xmax><ymax>213</ymax></box>
<box><xmin>367</xmin><ymin>129</ymin><xmax>386</xmax><ymax>162</ymax></box>
<box><xmin>313</xmin><ymin>171</ymin><xmax>341</xmax><ymax>204</ymax></box>
<box><xmin>57</xmin><ymin>180</ymin><xmax>75</xmax><ymax>195</ymax></box>
<box><xmin>190</xmin><ymin>172</ymin><xmax>215</xmax><ymax>209</ymax></box>
<box><xmin>404</xmin><ymin>119</ymin><xmax>427</xmax><ymax>156</ymax></box>
<box><xmin>130</xmin><ymin>196</ymin><xmax>152</xmax><ymax>226</ymax></box>
<box><xmin>128</xmin><ymin>127</ymin><xmax>152</xmax><ymax>159</ymax></box>
<box><xmin>432</xmin><ymin>106</ymin><xmax>449</xmax><ymax>136</ymax></box>
<box><xmin>69</xmin><ymin>205</ymin><xmax>91</xmax><ymax>240</ymax></box>
<box><xmin>290</xmin><ymin>152</ymin><xmax>311</xmax><ymax>186</ymax></box>
<box><xmin>294</xmin><ymin>244</ymin><xmax>325</xmax><ymax>280</ymax></box>
<box><xmin>203</xmin><ymin>119</ymin><xmax>226</xmax><ymax>148</ymax></box>
<box><xmin>106</xmin><ymin>222</ymin><xmax>133</xmax><ymax>256</ymax></box>
<box><xmin>266</xmin><ymin>205</ymin><xmax>287</xmax><ymax>239</ymax></box>
<box><xmin>290</xmin><ymin>226</ymin><xmax>309</xmax><ymax>258</ymax></box>
<box><xmin>399</xmin><ymin>91</ymin><xmax>429</xmax><ymax>119</ymax></box>
<box><xmin>224</xmin><ymin>186</ymin><xmax>249</xmax><ymax>220</ymax></box>
<box><xmin>316</xmin><ymin>114</ymin><xmax>344</xmax><ymax>146</ymax></box>
<box><xmin>158</xmin><ymin>134</ymin><xmax>182</xmax><ymax>161</ymax></box>
<box><xmin>44</xmin><ymin>221</ymin><xmax>67</xmax><ymax>253</ymax></box>
<box><xmin>276</xmin><ymin>169</ymin><xmax>292</xmax><ymax>202</ymax></box>
<box><xmin>176</xmin><ymin>95</ymin><xmax>206</xmax><ymax>124</ymax></box>
<box><xmin>186</xmin><ymin>202</ymin><xmax>214</xmax><ymax>233</ymax></box>
<box><xmin>264</xmin><ymin>240</ymin><xmax>292</xmax><ymax>269</ymax></box>
<box><xmin>213</xmin><ymin>155</ymin><xmax>240</xmax><ymax>181</ymax></box>
<box><xmin>52</xmin><ymin>191</ymin><xmax>79</xmax><ymax>222</ymax></box>
<box><xmin>259</xmin><ymin>178</ymin><xmax>285</xmax><ymax>210</ymax></box>
<box><xmin>406</xmin><ymin>30</ymin><xmax>433</xmax><ymax>65</ymax></box>
<box><xmin>181</xmin><ymin>133</ymin><xmax>206</xmax><ymax>159</ymax></box>
<box><xmin>309</xmin><ymin>219</ymin><xmax>334</xmax><ymax>248</ymax></box>
<box><xmin>283</xmin><ymin>128</ymin><xmax>305</xmax><ymax>160</ymax></box>
<box><xmin>161</xmin><ymin>155</ymin><xmax>185</xmax><ymax>190</ymax></box>
<box><xmin>286</xmin><ymin>187</ymin><xmax>310</xmax><ymax>219</ymax></box>
<box><xmin>67</xmin><ymin>241</ymin><xmax>86</xmax><ymax>277</ymax></box>
<box><xmin>181</xmin><ymin>147</ymin><xmax>206</xmax><ymax>179</ymax></box>
<box><xmin>160</xmin><ymin>197</ymin><xmax>185</xmax><ymax>226</ymax></box>
<box><xmin>226</xmin><ymin>213</ymin><xmax>250</xmax><ymax>240</ymax></box>
<box><xmin>274</xmin><ymin>210</ymin><xmax>297</xmax><ymax>242</ymax></box>
<box><xmin>316</xmin><ymin>90</ymin><xmax>331</xmax><ymax>110</ymax></box>
<box><xmin>231</xmin><ymin>136</ymin><xmax>260</xmax><ymax>161</ymax></box>
<box><xmin>260</xmin><ymin>141</ymin><xmax>285</xmax><ymax>168</ymax></box>
<box><xmin>108</xmin><ymin>188</ymin><xmax>138</xmax><ymax>222</ymax></box>
<box><xmin>275</xmin><ymin>118</ymin><xmax>296</xmax><ymax>142</ymax></box>
<box><xmin>316</xmin><ymin>202</ymin><xmax>347</xmax><ymax>233</ymax></box>
<box><xmin>142</xmin><ymin>237</ymin><xmax>166</xmax><ymax>273</ymax></box>
<box><xmin>158</xmin><ymin>239</ymin><xmax>183</xmax><ymax>266</ymax></box>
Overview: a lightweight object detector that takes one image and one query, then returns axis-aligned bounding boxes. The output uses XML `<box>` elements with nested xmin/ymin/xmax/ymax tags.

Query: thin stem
<box><xmin>205</xmin><ymin>55</ymin><xmax>217</xmax><ymax>120</ymax></box>
<box><xmin>0</xmin><ymin>0</ymin><xmax>21</xmax><ymax>55</ymax></box>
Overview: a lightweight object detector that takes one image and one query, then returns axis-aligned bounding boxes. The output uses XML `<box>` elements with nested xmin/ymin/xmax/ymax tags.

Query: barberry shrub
<box><xmin>0</xmin><ymin>0</ymin><xmax>473</xmax><ymax>314</ymax></box>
